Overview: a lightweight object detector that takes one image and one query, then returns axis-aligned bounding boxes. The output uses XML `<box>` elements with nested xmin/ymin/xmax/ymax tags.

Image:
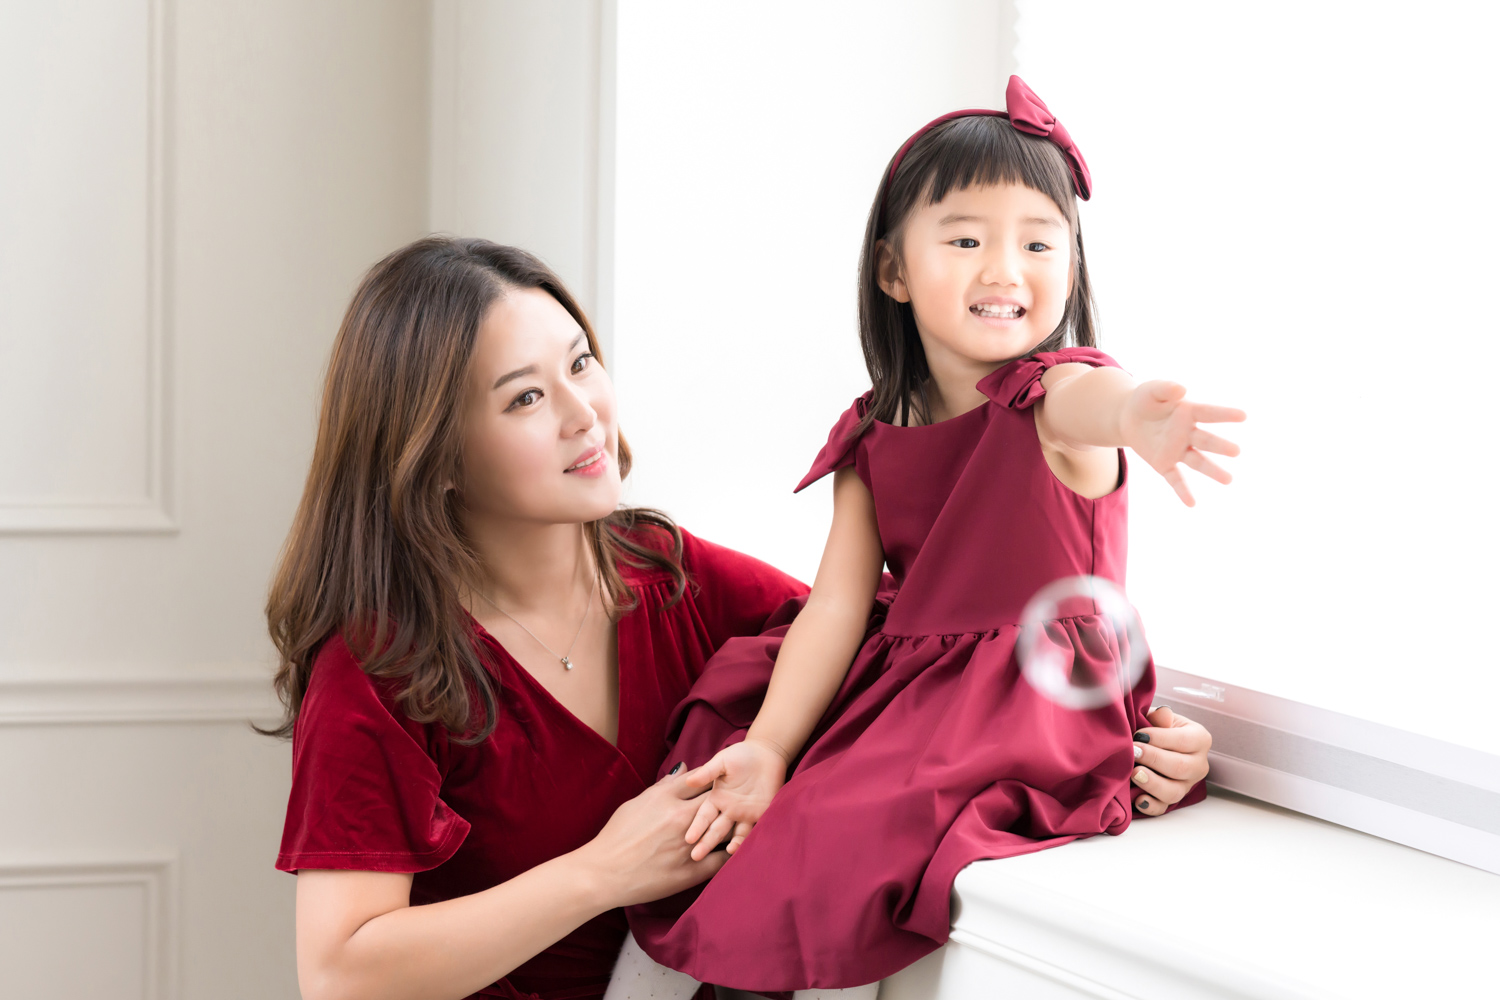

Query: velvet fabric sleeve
<box><xmin>276</xmin><ymin>635</ymin><xmax>470</xmax><ymax>873</ymax></box>
<box><xmin>678</xmin><ymin>529</ymin><xmax>809</xmax><ymax>653</ymax></box>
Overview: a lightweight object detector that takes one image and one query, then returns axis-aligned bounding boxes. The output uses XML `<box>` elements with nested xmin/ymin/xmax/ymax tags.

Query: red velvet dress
<box><xmin>276</xmin><ymin>529</ymin><xmax>807</xmax><ymax>1000</ymax></box>
<box><xmin>628</xmin><ymin>349</ymin><xmax>1206</xmax><ymax>991</ymax></box>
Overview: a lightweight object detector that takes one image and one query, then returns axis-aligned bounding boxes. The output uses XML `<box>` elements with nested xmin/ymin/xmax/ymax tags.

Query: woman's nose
<box><xmin>558</xmin><ymin>380</ymin><xmax>598</xmax><ymax>435</ymax></box>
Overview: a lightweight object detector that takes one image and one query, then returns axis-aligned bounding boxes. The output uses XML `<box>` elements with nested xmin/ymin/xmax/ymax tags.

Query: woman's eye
<box><xmin>572</xmin><ymin>352</ymin><xmax>594</xmax><ymax>374</ymax></box>
<box><xmin>510</xmin><ymin>389</ymin><xmax>541</xmax><ymax>409</ymax></box>
<box><xmin>1025</xmin><ymin>242</ymin><xmax>1050</xmax><ymax>252</ymax></box>
<box><xmin>952</xmin><ymin>238</ymin><xmax>979</xmax><ymax>249</ymax></box>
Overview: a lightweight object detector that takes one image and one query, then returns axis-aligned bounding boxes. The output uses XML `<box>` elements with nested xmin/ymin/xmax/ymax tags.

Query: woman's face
<box><xmin>883</xmin><ymin>181</ymin><xmax>1073</xmax><ymax>367</ymax></box>
<box><xmin>459</xmin><ymin>286</ymin><xmax>622</xmax><ymax>527</ymax></box>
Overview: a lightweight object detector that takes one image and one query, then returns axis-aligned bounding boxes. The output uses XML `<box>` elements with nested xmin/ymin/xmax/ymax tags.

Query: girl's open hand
<box><xmin>681</xmin><ymin>737</ymin><xmax>791</xmax><ymax>860</ymax></box>
<box><xmin>1119</xmin><ymin>380</ymin><xmax>1245</xmax><ymax>506</ymax></box>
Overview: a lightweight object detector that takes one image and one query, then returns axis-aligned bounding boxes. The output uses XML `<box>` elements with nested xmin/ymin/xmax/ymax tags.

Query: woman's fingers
<box><xmin>1146</xmin><ymin>705</ymin><xmax>1177</xmax><ymax>728</ymax></box>
<box><xmin>683</xmin><ymin>798</ymin><xmax>720</xmax><ymax>845</ymax></box>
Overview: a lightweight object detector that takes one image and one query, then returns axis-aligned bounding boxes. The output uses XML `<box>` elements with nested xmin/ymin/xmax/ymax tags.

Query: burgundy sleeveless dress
<box><xmin>628</xmin><ymin>349</ymin><xmax>1204</xmax><ymax>992</ymax></box>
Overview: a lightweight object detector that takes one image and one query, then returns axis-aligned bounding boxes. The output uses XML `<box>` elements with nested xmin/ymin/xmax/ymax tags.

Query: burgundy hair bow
<box><xmin>886</xmin><ymin>75</ymin><xmax>1092</xmax><ymax>201</ymax></box>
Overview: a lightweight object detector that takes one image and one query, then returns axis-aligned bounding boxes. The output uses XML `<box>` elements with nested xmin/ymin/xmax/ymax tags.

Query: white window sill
<box><xmin>880</xmin><ymin>789</ymin><xmax>1500</xmax><ymax>1000</ymax></box>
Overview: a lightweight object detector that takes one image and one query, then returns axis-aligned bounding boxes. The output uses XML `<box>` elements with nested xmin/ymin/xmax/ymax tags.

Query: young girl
<box><xmin>610</xmin><ymin>77</ymin><xmax>1238</xmax><ymax>996</ymax></box>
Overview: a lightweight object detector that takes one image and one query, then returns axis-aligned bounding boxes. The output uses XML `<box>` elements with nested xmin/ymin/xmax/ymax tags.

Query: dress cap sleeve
<box><xmin>793</xmin><ymin>392</ymin><xmax>872</xmax><ymax>493</ymax></box>
<box><xmin>977</xmin><ymin>347</ymin><xmax>1121</xmax><ymax>410</ymax></box>
<box><xmin>276</xmin><ymin>635</ymin><xmax>471</xmax><ymax>873</ymax></box>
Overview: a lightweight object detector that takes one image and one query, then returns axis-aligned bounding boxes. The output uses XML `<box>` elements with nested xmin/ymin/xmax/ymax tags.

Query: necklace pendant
<box><xmin>561</xmin><ymin>656</ymin><xmax>573</xmax><ymax>671</ymax></box>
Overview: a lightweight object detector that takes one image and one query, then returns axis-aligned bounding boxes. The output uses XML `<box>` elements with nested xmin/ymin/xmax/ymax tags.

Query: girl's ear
<box><xmin>875</xmin><ymin>239</ymin><xmax>911</xmax><ymax>303</ymax></box>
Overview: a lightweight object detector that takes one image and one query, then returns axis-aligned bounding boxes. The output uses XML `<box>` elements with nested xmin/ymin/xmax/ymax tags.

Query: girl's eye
<box><xmin>572</xmin><ymin>352</ymin><xmax>594</xmax><ymax>374</ymax></box>
<box><xmin>1025</xmin><ymin>242</ymin><xmax>1050</xmax><ymax>252</ymax></box>
<box><xmin>952</xmin><ymin>238</ymin><xmax>979</xmax><ymax>249</ymax></box>
<box><xmin>510</xmin><ymin>389</ymin><xmax>541</xmax><ymax>410</ymax></box>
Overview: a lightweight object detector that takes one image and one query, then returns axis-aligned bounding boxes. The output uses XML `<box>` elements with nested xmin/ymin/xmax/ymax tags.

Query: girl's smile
<box><xmin>969</xmin><ymin>295</ymin><xmax>1028</xmax><ymax>323</ymax></box>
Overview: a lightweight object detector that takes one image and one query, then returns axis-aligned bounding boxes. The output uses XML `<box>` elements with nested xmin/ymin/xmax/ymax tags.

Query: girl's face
<box><xmin>880</xmin><ymin>181</ymin><xmax>1073</xmax><ymax>368</ymax></box>
<box><xmin>459</xmin><ymin>287</ymin><xmax>622</xmax><ymax>528</ymax></box>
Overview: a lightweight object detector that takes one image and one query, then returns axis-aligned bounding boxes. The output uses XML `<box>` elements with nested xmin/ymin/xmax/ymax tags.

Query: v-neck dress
<box><xmin>276</xmin><ymin>529</ymin><xmax>807</xmax><ymax>1000</ymax></box>
<box><xmin>628</xmin><ymin>349</ymin><xmax>1207</xmax><ymax>992</ymax></box>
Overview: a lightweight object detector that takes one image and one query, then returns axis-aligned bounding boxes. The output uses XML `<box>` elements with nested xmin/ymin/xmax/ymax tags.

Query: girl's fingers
<box><xmin>684</xmin><ymin>798</ymin><xmax>720</xmax><ymax>845</ymax></box>
<box><xmin>1190</xmin><ymin>428</ymin><xmax>1240</xmax><ymax>458</ymax></box>
<box><xmin>1163</xmin><ymin>467</ymin><xmax>1196</xmax><ymax>507</ymax></box>
<box><xmin>1130</xmin><ymin>764</ymin><xmax>1191</xmax><ymax>805</ymax></box>
<box><xmin>692</xmin><ymin>812</ymin><xmax>737</xmax><ymax>861</ymax></box>
<box><xmin>682</xmin><ymin>755</ymin><xmax>724</xmax><ymax>790</ymax></box>
<box><xmin>1182</xmin><ymin>449</ymin><xmax>1232</xmax><ymax>485</ymax></box>
<box><xmin>1136</xmin><ymin>718</ymin><xmax>1210</xmax><ymax>754</ymax></box>
<box><xmin>725</xmin><ymin>821</ymin><xmax>754</xmax><ymax>855</ymax></box>
<box><xmin>1134</xmin><ymin>742</ymin><xmax>1200</xmax><ymax>781</ymax></box>
<box><xmin>1133</xmin><ymin>792</ymin><xmax>1165</xmax><ymax>816</ymax></box>
<box><xmin>1191</xmin><ymin>404</ymin><xmax>1247</xmax><ymax>424</ymax></box>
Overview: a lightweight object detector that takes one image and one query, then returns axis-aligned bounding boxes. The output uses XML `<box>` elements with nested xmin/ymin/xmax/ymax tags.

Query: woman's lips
<box><xmin>565</xmin><ymin>446</ymin><xmax>608</xmax><ymax>478</ymax></box>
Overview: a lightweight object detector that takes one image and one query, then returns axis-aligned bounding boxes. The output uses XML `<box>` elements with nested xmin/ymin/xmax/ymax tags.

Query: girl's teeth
<box><xmin>569</xmin><ymin>452</ymin><xmax>602</xmax><ymax>471</ymax></box>
<box><xmin>972</xmin><ymin>303</ymin><xmax>1022</xmax><ymax>318</ymax></box>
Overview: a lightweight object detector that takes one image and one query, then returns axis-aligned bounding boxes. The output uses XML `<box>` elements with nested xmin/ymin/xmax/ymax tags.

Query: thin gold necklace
<box><xmin>474</xmin><ymin>576</ymin><xmax>597</xmax><ymax>671</ymax></box>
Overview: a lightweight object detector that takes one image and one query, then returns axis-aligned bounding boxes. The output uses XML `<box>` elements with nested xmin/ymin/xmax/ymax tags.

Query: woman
<box><xmin>266</xmin><ymin>237</ymin><xmax>1211</xmax><ymax>1000</ymax></box>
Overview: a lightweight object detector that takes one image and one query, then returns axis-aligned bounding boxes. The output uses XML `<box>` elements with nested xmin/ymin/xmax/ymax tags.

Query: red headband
<box><xmin>885</xmin><ymin>75</ymin><xmax>1092</xmax><ymax>206</ymax></box>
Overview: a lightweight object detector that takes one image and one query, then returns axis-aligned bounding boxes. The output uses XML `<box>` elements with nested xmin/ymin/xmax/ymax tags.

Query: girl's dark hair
<box><xmin>856</xmin><ymin>115</ymin><xmax>1098</xmax><ymax>431</ymax></box>
<box><xmin>263</xmin><ymin>236</ymin><xmax>686</xmax><ymax>744</ymax></box>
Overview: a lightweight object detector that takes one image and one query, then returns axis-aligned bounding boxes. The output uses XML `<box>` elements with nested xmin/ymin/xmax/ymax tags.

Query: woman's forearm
<box><xmin>299</xmin><ymin>850</ymin><xmax>612</xmax><ymax>1000</ymax></box>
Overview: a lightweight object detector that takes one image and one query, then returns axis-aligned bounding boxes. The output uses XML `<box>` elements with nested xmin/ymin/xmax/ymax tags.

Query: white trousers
<box><xmin>604</xmin><ymin>931</ymin><xmax>880</xmax><ymax>1000</ymax></box>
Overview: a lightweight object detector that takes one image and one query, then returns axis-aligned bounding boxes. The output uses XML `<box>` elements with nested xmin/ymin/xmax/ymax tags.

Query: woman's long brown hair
<box><xmin>263</xmin><ymin>237</ymin><xmax>686</xmax><ymax>743</ymax></box>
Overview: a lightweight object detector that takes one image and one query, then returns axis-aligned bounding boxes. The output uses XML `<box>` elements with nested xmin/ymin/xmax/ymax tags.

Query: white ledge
<box><xmin>882</xmin><ymin>790</ymin><xmax>1500</xmax><ymax>999</ymax></box>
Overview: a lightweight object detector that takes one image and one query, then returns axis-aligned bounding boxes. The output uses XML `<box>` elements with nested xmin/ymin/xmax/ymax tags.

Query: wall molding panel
<box><xmin>0</xmin><ymin>854</ymin><xmax>177</xmax><ymax>1000</ymax></box>
<box><xmin>0</xmin><ymin>0</ymin><xmax>175</xmax><ymax>535</ymax></box>
<box><xmin>0</xmin><ymin>665</ymin><xmax>280</xmax><ymax>726</ymax></box>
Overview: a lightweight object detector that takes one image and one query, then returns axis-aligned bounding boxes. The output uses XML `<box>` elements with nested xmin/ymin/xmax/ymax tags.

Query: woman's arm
<box><xmin>295</xmin><ymin>772</ymin><xmax>728</xmax><ymax>1000</ymax></box>
<box><xmin>1034</xmin><ymin>362</ymin><xmax>1245</xmax><ymax>505</ymax></box>
<box><xmin>683</xmin><ymin>467</ymin><xmax>884</xmax><ymax>856</ymax></box>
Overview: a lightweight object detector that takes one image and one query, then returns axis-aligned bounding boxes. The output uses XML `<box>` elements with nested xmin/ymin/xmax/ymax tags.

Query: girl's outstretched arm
<box><xmin>1035</xmin><ymin>363</ymin><xmax>1246</xmax><ymax>505</ymax></box>
<box><xmin>682</xmin><ymin>466</ymin><xmax>884</xmax><ymax>858</ymax></box>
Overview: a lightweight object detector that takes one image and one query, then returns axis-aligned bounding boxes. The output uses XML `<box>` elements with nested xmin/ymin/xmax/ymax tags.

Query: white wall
<box><xmin>429</xmin><ymin>0</ymin><xmax>612</xmax><ymax>353</ymax></box>
<box><xmin>610</xmin><ymin>0</ymin><xmax>1017</xmax><ymax>584</ymax></box>
<box><xmin>1015</xmin><ymin>0</ymin><xmax>1500</xmax><ymax>755</ymax></box>
<box><xmin>0</xmin><ymin>1</ymin><xmax>430</xmax><ymax>995</ymax></box>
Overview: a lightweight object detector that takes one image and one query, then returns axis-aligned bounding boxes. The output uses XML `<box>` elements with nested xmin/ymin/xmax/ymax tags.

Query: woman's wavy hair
<box><xmin>263</xmin><ymin>237</ymin><xmax>686</xmax><ymax>744</ymax></box>
<box><xmin>856</xmin><ymin>115</ymin><xmax>1098</xmax><ymax>432</ymax></box>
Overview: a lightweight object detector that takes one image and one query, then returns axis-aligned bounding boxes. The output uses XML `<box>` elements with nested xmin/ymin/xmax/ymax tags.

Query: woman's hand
<box><xmin>1130</xmin><ymin>705</ymin><xmax>1212</xmax><ymax>816</ymax></box>
<box><xmin>681</xmin><ymin>737</ymin><xmax>791</xmax><ymax>860</ymax></box>
<box><xmin>1118</xmin><ymin>380</ymin><xmax>1245</xmax><ymax>506</ymax></box>
<box><xmin>577</xmin><ymin>770</ymin><xmax>731</xmax><ymax>907</ymax></box>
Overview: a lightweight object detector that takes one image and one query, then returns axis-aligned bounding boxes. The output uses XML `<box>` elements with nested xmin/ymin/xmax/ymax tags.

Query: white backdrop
<box><xmin>1016</xmin><ymin>0</ymin><xmax>1500</xmax><ymax>753</ymax></box>
<box><xmin>612</xmin><ymin>0</ymin><xmax>1015</xmax><ymax>584</ymax></box>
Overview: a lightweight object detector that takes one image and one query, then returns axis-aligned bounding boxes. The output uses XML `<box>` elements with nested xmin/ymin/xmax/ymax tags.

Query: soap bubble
<box><xmin>1016</xmin><ymin>575</ymin><xmax>1149</xmax><ymax>710</ymax></box>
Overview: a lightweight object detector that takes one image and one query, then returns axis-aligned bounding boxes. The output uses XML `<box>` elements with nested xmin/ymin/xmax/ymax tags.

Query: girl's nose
<box><xmin>979</xmin><ymin>245</ymin><xmax>1023</xmax><ymax>288</ymax></box>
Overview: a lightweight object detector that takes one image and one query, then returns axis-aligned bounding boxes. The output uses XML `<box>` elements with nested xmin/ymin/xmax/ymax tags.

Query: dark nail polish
<box><xmin>669</xmin><ymin>762</ymin><xmax>685</xmax><ymax>775</ymax></box>
<box><xmin>1133</xmin><ymin>731</ymin><xmax>1149</xmax><ymax>743</ymax></box>
<box><xmin>1137</xmin><ymin>797</ymin><xmax>1151</xmax><ymax>811</ymax></box>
